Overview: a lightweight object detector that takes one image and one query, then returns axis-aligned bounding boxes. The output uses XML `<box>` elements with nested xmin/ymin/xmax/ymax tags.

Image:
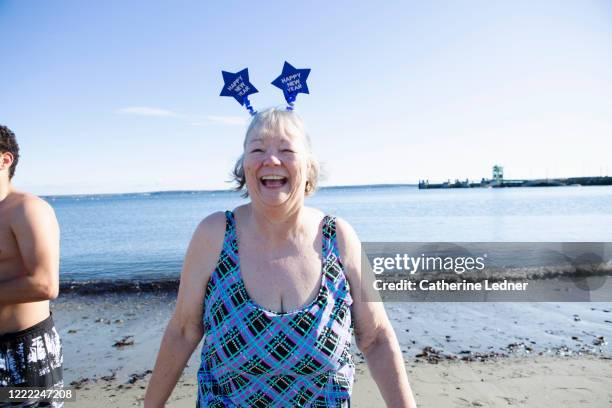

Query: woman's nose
<box><xmin>263</xmin><ymin>152</ymin><xmax>281</xmax><ymax>166</ymax></box>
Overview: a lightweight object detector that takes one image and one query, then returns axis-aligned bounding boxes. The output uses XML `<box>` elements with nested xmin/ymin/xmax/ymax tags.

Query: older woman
<box><xmin>145</xmin><ymin>108</ymin><xmax>417</xmax><ymax>407</ymax></box>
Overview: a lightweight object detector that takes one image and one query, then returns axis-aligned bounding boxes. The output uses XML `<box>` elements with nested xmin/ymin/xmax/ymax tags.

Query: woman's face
<box><xmin>243</xmin><ymin>127</ymin><xmax>309</xmax><ymax>209</ymax></box>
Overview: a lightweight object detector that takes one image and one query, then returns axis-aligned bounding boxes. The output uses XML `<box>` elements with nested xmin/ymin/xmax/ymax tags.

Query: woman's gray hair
<box><xmin>232</xmin><ymin>108</ymin><xmax>320</xmax><ymax>198</ymax></box>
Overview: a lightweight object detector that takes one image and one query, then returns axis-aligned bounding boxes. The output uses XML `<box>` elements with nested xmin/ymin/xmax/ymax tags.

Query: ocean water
<box><xmin>46</xmin><ymin>185</ymin><xmax>612</xmax><ymax>283</ymax></box>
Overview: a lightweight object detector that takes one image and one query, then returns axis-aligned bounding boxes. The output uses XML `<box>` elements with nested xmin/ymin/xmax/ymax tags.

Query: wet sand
<box><xmin>61</xmin><ymin>356</ymin><xmax>612</xmax><ymax>407</ymax></box>
<box><xmin>50</xmin><ymin>292</ymin><xmax>612</xmax><ymax>407</ymax></box>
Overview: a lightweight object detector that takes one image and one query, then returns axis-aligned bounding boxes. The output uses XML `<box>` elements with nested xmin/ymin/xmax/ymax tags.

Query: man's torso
<box><xmin>0</xmin><ymin>192</ymin><xmax>49</xmax><ymax>335</ymax></box>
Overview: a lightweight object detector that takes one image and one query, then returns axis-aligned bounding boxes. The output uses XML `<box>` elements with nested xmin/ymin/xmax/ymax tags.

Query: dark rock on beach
<box><xmin>70</xmin><ymin>377</ymin><xmax>90</xmax><ymax>389</ymax></box>
<box><xmin>593</xmin><ymin>336</ymin><xmax>606</xmax><ymax>346</ymax></box>
<box><xmin>127</xmin><ymin>370</ymin><xmax>152</xmax><ymax>384</ymax></box>
<box><xmin>113</xmin><ymin>335</ymin><xmax>135</xmax><ymax>348</ymax></box>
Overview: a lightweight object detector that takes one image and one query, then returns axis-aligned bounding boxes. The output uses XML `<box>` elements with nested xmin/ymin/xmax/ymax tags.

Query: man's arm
<box><xmin>0</xmin><ymin>197</ymin><xmax>60</xmax><ymax>304</ymax></box>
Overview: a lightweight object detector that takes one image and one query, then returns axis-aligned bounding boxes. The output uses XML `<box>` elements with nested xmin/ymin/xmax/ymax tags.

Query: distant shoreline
<box><xmin>40</xmin><ymin>183</ymin><xmax>420</xmax><ymax>199</ymax></box>
<box><xmin>39</xmin><ymin>181</ymin><xmax>612</xmax><ymax>199</ymax></box>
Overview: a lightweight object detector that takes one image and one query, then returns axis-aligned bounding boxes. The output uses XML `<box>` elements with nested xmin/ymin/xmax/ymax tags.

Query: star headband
<box><xmin>220</xmin><ymin>61</ymin><xmax>311</xmax><ymax>116</ymax></box>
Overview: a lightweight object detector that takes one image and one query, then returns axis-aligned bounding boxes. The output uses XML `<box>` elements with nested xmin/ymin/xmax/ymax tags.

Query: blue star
<box><xmin>271</xmin><ymin>62</ymin><xmax>311</xmax><ymax>104</ymax></box>
<box><xmin>220</xmin><ymin>68</ymin><xmax>258</xmax><ymax>106</ymax></box>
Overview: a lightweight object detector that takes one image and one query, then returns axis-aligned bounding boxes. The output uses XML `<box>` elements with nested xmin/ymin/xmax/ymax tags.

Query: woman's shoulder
<box><xmin>329</xmin><ymin>216</ymin><xmax>361</xmax><ymax>270</ymax></box>
<box><xmin>333</xmin><ymin>216</ymin><xmax>357</xmax><ymax>237</ymax></box>
<box><xmin>304</xmin><ymin>207</ymin><xmax>360</xmax><ymax>252</ymax></box>
<box><xmin>314</xmin><ymin>210</ymin><xmax>357</xmax><ymax>242</ymax></box>
<box><xmin>197</xmin><ymin>210</ymin><xmax>228</xmax><ymax>232</ymax></box>
<box><xmin>191</xmin><ymin>211</ymin><xmax>228</xmax><ymax>253</ymax></box>
<box><xmin>303</xmin><ymin>207</ymin><xmax>356</xmax><ymax>239</ymax></box>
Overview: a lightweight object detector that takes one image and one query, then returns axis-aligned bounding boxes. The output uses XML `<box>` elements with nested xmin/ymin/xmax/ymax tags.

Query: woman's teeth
<box><xmin>260</xmin><ymin>175</ymin><xmax>288</xmax><ymax>187</ymax></box>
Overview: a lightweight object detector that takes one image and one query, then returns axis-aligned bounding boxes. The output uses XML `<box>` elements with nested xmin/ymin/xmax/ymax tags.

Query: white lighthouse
<box><xmin>492</xmin><ymin>165</ymin><xmax>504</xmax><ymax>185</ymax></box>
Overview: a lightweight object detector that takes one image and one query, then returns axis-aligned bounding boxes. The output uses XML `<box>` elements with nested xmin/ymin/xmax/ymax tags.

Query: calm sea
<box><xmin>45</xmin><ymin>185</ymin><xmax>612</xmax><ymax>283</ymax></box>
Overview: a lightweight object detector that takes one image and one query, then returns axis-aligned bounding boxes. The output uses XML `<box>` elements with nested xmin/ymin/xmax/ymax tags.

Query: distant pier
<box><xmin>418</xmin><ymin>176</ymin><xmax>612</xmax><ymax>189</ymax></box>
<box><xmin>419</xmin><ymin>165</ymin><xmax>612</xmax><ymax>189</ymax></box>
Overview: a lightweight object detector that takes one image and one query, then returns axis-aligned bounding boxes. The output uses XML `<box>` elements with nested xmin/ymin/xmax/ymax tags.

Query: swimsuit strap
<box><xmin>202</xmin><ymin>211</ymin><xmax>240</xmax><ymax>329</ymax></box>
<box><xmin>223</xmin><ymin>210</ymin><xmax>238</xmax><ymax>256</ymax></box>
<box><xmin>322</xmin><ymin>215</ymin><xmax>347</xmax><ymax>283</ymax></box>
<box><xmin>322</xmin><ymin>215</ymin><xmax>340</xmax><ymax>257</ymax></box>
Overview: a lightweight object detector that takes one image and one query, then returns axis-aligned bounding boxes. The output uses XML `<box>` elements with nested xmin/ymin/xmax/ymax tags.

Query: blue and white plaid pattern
<box><xmin>197</xmin><ymin>212</ymin><xmax>354</xmax><ymax>407</ymax></box>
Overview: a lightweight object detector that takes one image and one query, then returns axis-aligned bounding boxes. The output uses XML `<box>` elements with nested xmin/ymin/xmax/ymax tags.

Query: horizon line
<box><xmin>40</xmin><ymin>183</ymin><xmax>419</xmax><ymax>199</ymax></box>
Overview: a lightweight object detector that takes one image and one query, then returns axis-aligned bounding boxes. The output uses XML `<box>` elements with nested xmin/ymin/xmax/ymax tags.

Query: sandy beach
<box><xmin>50</xmin><ymin>291</ymin><xmax>612</xmax><ymax>407</ymax></box>
<box><xmin>66</xmin><ymin>356</ymin><xmax>612</xmax><ymax>407</ymax></box>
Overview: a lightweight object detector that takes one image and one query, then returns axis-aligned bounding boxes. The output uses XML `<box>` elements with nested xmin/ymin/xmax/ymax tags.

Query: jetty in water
<box><xmin>419</xmin><ymin>165</ymin><xmax>612</xmax><ymax>189</ymax></box>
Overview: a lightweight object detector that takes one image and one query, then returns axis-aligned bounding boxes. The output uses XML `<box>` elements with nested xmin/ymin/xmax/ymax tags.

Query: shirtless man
<box><xmin>0</xmin><ymin>125</ymin><xmax>63</xmax><ymax>407</ymax></box>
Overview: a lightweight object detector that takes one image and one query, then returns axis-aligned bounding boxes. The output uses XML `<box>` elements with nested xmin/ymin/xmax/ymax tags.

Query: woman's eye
<box><xmin>282</xmin><ymin>149</ymin><xmax>295</xmax><ymax>153</ymax></box>
<box><xmin>250</xmin><ymin>148</ymin><xmax>263</xmax><ymax>153</ymax></box>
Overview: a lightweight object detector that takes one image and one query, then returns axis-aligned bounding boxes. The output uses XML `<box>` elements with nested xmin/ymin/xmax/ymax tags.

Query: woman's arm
<box><xmin>144</xmin><ymin>212</ymin><xmax>226</xmax><ymax>407</ymax></box>
<box><xmin>336</xmin><ymin>218</ymin><xmax>418</xmax><ymax>408</ymax></box>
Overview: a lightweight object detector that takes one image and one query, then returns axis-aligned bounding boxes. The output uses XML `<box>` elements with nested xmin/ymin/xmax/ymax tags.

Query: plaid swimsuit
<box><xmin>198</xmin><ymin>211</ymin><xmax>354</xmax><ymax>407</ymax></box>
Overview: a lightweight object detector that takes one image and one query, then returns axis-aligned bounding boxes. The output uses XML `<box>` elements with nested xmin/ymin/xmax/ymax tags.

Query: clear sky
<box><xmin>1</xmin><ymin>0</ymin><xmax>611</xmax><ymax>195</ymax></box>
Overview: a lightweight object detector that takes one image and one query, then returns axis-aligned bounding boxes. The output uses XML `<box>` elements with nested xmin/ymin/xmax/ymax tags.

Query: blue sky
<box><xmin>1</xmin><ymin>0</ymin><xmax>611</xmax><ymax>195</ymax></box>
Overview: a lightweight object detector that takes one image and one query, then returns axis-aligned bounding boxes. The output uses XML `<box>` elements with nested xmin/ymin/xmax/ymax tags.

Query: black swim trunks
<box><xmin>0</xmin><ymin>315</ymin><xmax>63</xmax><ymax>408</ymax></box>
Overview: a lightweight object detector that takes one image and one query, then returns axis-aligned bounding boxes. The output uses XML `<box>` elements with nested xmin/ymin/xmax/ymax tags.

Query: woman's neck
<box><xmin>246</xmin><ymin>202</ymin><xmax>307</xmax><ymax>243</ymax></box>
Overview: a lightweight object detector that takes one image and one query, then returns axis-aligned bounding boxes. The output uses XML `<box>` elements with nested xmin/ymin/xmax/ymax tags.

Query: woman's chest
<box><xmin>238</xmin><ymin>246</ymin><xmax>324</xmax><ymax>313</ymax></box>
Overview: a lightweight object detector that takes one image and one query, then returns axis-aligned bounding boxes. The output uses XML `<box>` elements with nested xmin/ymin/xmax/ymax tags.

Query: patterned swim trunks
<box><xmin>0</xmin><ymin>315</ymin><xmax>63</xmax><ymax>408</ymax></box>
